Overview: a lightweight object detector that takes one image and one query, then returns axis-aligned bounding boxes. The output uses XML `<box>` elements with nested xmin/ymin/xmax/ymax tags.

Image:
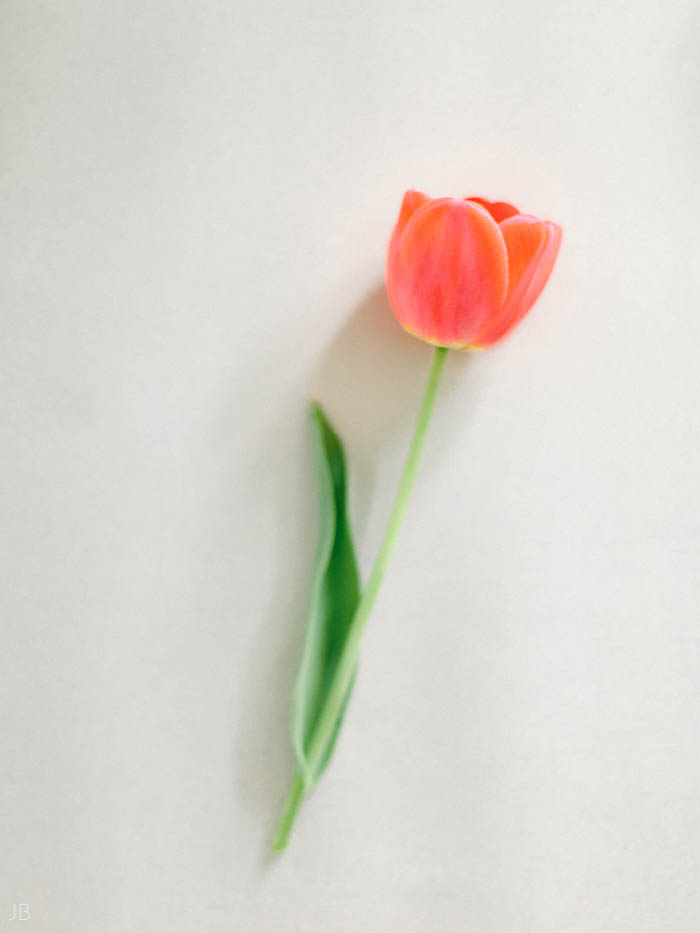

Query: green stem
<box><xmin>272</xmin><ymin>345</ymin><xmax>449</xmax><ymax>850</ymax></box>
<box><xmin>270</xmin><ymin>772</ymin><xmax>305</xmax><ymax>851</ymax></box>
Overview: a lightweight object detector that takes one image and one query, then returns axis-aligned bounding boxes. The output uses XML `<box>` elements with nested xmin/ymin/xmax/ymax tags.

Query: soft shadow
<box><xmin>235</xmin><ymin>284</ymin><xmax>474</xmax><ymax>865</ymax></box>
<box><xmin>304</xmin><ymin>286</ymin><xmax>436</xmax><ymax>542</ymax></box>
<box><xmin>306</xmin><ymin>285</ymin><xmax>431</xmax><ymax>435</ymax></box>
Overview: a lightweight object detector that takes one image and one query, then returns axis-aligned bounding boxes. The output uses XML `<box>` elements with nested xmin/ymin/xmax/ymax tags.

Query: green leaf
<box><xmin>291</xmin><ymin>401</ymin><xmax>361</xmax><ymax>787</ymax></box>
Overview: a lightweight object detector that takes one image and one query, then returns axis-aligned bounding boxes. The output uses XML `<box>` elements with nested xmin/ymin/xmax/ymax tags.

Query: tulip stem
<box><xmin>272</xmin><ymin>345</ymin><xmax>449</xmax><ymax>850</ymax></box>
<box><xmin>270</xmin><ymin>771</ymin><xmax>305</xmax><ymax>852</ymax></box>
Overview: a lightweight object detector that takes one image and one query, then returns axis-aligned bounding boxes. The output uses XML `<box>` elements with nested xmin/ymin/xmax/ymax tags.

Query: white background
<box><xmin>2</xmin><ymin>1</ymin><xmax>699</xmax><ymax>930</ymax></box>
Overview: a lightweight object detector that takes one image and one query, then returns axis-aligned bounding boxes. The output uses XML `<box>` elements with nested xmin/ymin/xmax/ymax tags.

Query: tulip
<box><xmin>386</xmin><ymin>191</ymin><xmax>562</xmax><ymax>348</ymax></box>
<box><xmin>273</xmin><ymin>188</ymin><xmax>563</xmax><ymax>851</ymax></box>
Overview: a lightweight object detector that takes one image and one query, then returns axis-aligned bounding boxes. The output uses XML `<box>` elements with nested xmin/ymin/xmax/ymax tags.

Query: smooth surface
<box><xmin>2</xmin><ymin>1</ymin><xmax>699</xmax><ymax>930</ymax></box>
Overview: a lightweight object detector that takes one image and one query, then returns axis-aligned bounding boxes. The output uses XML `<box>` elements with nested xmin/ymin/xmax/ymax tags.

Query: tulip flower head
<box><xmin>386</xmin><ymin>191</ymin><xmax>562</xmax><ymax>348</ymax></box>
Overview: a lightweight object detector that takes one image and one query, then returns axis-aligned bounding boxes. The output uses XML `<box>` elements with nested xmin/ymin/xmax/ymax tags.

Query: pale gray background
<box><xmin>2</xmin><ymin>1</ymin><xmax>699</xmax><ymax>930</ymax></box>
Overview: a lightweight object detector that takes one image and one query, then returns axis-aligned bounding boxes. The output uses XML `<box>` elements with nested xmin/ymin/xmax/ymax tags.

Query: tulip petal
<box><xmin>387</xmin><ymin>199</ymin><xmax>508</xmax><ymax>347</ymax></box>
<box><xmin>466</xmin><ymin>197</ymin><xmax>520</xmax><ymax>223</ymax></box>
<box><xmin>473</xmin><ymin>217</ymin><xmax>561</xmax><ymax>346</ymax></box>
<box><xmin>511</xmin><ymin>220</ymin><xmax>561</xmax><ymax>325</ymax></box>
<box><xmin>388</xmin><ymin>189</ymin><xmax>432</xmax><ymax>256</ymax></box>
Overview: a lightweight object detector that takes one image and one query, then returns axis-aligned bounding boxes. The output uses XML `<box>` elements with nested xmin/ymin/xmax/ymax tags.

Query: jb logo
<box><xmin>9</xmin><ymin>904</ymin><xmax>31</xmax><ymax>920</ymax></box>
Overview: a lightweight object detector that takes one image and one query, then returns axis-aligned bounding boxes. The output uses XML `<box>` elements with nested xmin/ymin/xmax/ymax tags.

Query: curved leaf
<box><xmin>291</xmin><ymin>402</ymin><xmax>361</xmax><ymax>786</ymax></box>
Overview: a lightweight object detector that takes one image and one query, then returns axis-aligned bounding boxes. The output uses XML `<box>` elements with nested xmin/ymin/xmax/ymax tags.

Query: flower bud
<box><xmin>386</xmin><ymin>191</ymin><xmax>562</xmax><ymax>348</ymax></box>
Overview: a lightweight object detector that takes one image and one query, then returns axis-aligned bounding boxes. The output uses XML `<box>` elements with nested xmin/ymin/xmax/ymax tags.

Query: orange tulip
<box><xmin>386</xmin><ymin>191</ymin><xmax>562</xmax><ymax>348</ymax></box>
<box><xmin>274</xmin><ymin>187</ymin><xmax>565</xmax><ymax>851</ymax></box>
